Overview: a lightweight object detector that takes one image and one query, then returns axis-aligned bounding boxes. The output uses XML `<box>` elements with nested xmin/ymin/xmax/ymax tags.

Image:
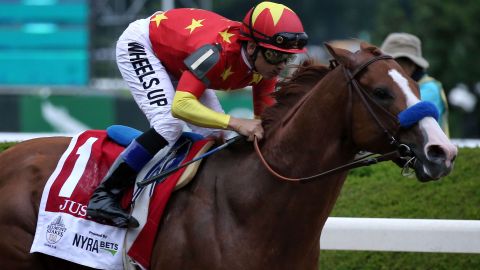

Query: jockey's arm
<box><xmin>172</xmin><ymin>90</ymin><xmax>230</xmax><ymax>128</ymax></box>
<box><xmin>172</xmin><ymin>71</ymin><xmax>263</xmax><ymax>140</ymax></box>
<box><xmin>172</xmin><ymin>71</ymin><xmax>229</xmax><ymax>128</ymax></box>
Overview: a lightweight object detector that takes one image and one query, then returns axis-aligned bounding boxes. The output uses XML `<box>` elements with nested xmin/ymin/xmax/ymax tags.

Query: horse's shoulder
<box><xmin>9</xmin><ymin>136</ymin><xmax>71</xmax><ymax>153</ymax></box>
<box><xmin>0</xmin><ymin>137</ymin><xmax>70</xmax><ymax>180</ymax></box>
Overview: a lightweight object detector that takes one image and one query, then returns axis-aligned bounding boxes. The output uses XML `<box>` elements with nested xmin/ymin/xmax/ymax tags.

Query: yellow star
<box><xmin>251</xmin><ymin>2</ymin><xmax>292</xmax><ymax>26</ymax></box>
<box><xmin>221</xmin><ymin>66</ymin><xmax>234</xmax><ymax>81</ymax></box>
<box><xmin>185</xmin><ymin>18</ymin><xmax>205</xmax><ymax>34</ymax></box>
<box><xmin>150</xmin><ymin>12</ymin><xmax>168</xmax><ymax>27</ymax></box>
<box><xmin>250</xmin><ymin>72</ymin><xmax>263</xmax><ymax>84</ymax></box>
<box><xmin>219</xmin><ymin>29</ymin><xmax>235</xmax><ymax>43</ymax></box>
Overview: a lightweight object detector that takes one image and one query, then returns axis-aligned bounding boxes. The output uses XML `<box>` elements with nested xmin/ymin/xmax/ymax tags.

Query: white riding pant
<box><xmin>116</xmin><ymin>17</ymin><xmax>224</xmax><ymax>145</ymax></box>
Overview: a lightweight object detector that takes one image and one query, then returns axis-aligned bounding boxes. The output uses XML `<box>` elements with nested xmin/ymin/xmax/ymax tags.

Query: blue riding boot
<box><xmin>87</xmin><ymin>128</ymin><xmax>167</xmax><ymax>228</ymax></box>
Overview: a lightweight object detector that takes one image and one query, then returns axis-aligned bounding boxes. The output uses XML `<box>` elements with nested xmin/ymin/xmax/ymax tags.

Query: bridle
<box><xmin>254</xmin><ymin>54</ymin><xmax>414</xmax><ymax>183</ymax></box>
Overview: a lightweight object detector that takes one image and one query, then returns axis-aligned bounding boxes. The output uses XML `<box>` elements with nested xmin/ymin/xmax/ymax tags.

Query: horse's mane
<box><xmin>262</xmin><ymin>59</ymin><xmax>331</xmax><ymax>129</ymax></box>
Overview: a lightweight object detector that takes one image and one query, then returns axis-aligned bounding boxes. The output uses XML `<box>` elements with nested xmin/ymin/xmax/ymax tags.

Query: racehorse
<box><xmin>0</xmin><ymin>43</ymin><xmax>457</xmax><ymax>270</ymax></box>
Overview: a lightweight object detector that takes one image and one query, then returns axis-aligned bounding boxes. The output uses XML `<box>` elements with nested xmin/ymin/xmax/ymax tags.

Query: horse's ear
<box><xmin>324</xmin><ymin>42</ymin><xmax>352</xmax><ymax>66</ymax></box>
<box><xmin>360</xmin><ymin>41</ymin><xmax>382</xmax><ymax>56</ymax></box>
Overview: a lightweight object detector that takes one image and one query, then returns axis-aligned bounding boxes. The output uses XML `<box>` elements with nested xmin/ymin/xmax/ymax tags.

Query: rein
<box><xmin>254</xmin><ymin>138</ymin><xmax>405</xmax><ymax>182</ymax></box>
<box><xmin>255</xmin><ymin>54</ymin><xmax>412</xmax><ymax>183</ymax></box>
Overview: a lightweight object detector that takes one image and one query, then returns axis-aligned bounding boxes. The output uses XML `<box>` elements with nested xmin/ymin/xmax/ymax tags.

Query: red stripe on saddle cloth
<box><xmin>44</xmin><ymin>130</ymin><xmax>123</xmax><ymax>216</ymax></box>
<box><xmin>127</xmin><ymin>137</ymin><xmax>213</xmax><ymax>269</ymax></box>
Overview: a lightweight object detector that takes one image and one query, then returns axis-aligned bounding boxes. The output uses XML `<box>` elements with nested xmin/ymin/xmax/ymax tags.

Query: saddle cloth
<box><xmin>30</xmin><ymin>129</ymin><xmax>214</xmax><ymax>270</ymax></box>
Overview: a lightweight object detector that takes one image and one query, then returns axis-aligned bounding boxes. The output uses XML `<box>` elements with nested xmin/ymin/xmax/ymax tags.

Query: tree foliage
<box><xmin>372</xmin><ymin>0</ymin><xmax>480</xmax><ymax>90</ymax></box>
<box><xmin>214</xmin><ymin>0</ymin><xmax>480</xmax><ymax>90</ymax></box>
<box><xmin>213</xmin><ymin>0</ymin><xmax>378</xmax><ymax>44</ymax></box>
<box><xmin>212</xmin><ymin>0</ymin><xmax>480</xmax><ymax>136</ymax></box>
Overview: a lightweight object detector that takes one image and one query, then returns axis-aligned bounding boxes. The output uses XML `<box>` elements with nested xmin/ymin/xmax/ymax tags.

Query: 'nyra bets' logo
<box><xmin>46</xmin><ymin>216</ymin><xmax>67</xmax><ymax>244</ymax></box>
<box><xmin>72</xmin><ymin>231</ymin><xmax>120</xmax><ymax>256</ymax></box>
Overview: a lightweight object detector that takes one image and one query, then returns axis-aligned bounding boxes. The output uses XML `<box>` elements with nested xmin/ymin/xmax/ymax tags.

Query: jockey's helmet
<box><xmin>239</xmin><ymin>1</ymin><xmax>308</xmax><ymax>54</ymax></box>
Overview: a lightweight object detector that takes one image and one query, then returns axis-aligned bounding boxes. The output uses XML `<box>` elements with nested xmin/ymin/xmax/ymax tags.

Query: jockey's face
<box><xmin>247</xmin><ymin>41</ymin><xmax>290</xmax><ymax>79</ymax></box>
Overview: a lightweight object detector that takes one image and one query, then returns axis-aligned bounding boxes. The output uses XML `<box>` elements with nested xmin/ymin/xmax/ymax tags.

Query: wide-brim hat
<box><xmin>380</xmin><ymin>32</ymin><xmax>429</xmax><ymax>69</ymax></box>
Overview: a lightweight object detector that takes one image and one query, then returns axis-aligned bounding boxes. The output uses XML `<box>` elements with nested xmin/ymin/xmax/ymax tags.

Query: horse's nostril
<box><xmin>427</xmin><ymin>145</ymin><xmax>447</xmax><ymax>163</ymax></box>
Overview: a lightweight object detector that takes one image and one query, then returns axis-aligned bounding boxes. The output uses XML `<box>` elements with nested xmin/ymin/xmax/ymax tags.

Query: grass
<box><xmin>0</xmin><ymin>143</ymin><xmax>478</xmax><ymax>269</ymax></box>
<box><xmin>319</xmin><ymin>147</ymin><xmax>480</xmax><ymax>269</ymax></box>
<box><xmin>0</xmin><ymin>142</ymin><xmax>16</xmax><ymax>152</ymax></box>
<box><xmin>319</xmin><ymin>252</ymin><xmax>479</xmax><ymax>270</ymax></box>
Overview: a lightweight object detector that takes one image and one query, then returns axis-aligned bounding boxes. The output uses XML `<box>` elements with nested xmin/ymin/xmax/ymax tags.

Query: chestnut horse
<box><xmin>0</xmin><ymin>43</ymin><xmax>457</xmax><ymax>270</ymax></box>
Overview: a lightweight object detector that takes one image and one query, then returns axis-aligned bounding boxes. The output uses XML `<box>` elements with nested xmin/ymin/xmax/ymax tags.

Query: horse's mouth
<box><xmin>403</xmin><ymin>147</ymin><xmax>455</xmax><ymax>182</ymax></box>
<box><xmin>412</xmin><ymin>157</ymin><xmax>453</xmax><ymax>182</ymax></box>
<box><xmin>393</xmin><ymin>145</ymin><xmax>455</xmax><ymax>182</ymax></box>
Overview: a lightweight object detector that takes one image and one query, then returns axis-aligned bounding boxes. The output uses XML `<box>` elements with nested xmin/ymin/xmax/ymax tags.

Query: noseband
<box><xmin>254</xmin><ymin>54</ymin><xmax>414</xmax><ymax>182</ymax></box>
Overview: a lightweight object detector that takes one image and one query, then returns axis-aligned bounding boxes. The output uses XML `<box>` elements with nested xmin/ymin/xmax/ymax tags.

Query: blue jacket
<box><xmin>419</xmin><ymin>74</ymin><xmax>449</xmax><ymax>136</ymax></box>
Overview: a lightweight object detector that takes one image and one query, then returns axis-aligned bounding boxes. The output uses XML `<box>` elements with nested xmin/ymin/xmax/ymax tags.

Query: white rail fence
<box><xmin>321</xmin><ymin>217</ymin><xmax>480</xmax><ymax>253</ymax></box>
<box><xmin>1</xmin><ymin>133</ymin><xmax>479</xmax><ymax>253</ymax></box>
<box><xmin>0</xmin><ymin>132</ymin><xmax>75</xmax><ymax>142</ymax></box>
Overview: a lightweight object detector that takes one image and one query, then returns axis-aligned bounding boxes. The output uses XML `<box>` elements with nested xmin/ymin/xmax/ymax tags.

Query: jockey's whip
<box><xmin>136</xmin><ymin>135</ymin><xmax>242</xmax><ymax>188</ymax></box>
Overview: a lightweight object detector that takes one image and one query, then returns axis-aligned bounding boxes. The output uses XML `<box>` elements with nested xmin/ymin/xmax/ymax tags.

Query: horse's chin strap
<box><xmin>253</xmin><ymin>136</ymin><xmax>409</xmax><ymax>183</ymax></box>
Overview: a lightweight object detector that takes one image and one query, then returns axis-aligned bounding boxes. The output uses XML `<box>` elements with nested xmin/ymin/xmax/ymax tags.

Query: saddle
<box><xmin>107</xmin><ymin>125</ymin><xmax>214</xmax><ymax>191</ymax></box>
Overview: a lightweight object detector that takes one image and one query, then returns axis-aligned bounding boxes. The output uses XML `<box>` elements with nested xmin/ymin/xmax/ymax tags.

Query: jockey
<box><xmin>86</xmin><ymin>1</ymin><xmax>308</xmax><ymax>228</ymax></box>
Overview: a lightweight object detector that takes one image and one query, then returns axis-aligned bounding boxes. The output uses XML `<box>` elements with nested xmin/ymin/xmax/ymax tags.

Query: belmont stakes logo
<box><xmin>46</xmin><ymin>216</ymin><xmax>67</xmax><ymax>244</ymax></box>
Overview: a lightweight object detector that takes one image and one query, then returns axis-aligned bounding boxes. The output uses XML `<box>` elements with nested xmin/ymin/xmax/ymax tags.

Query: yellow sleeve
<box><xmin>172</xmin><ymin>91</ymin><xmax>230</xmax><ymax>129</ymax></box>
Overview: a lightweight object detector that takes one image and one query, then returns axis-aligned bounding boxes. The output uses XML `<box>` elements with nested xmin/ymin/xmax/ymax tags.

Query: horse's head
<box><xmin>325</xmin><ymin>42</ymin><xmax>457</xmax><ymax>182</ymax></box>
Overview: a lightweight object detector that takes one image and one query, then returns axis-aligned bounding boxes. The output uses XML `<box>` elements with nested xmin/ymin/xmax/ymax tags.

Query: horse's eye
<box><xmin>373</xmin><ymin>88</ymin><xmax>392</xmax><ymax>100</ymax></box>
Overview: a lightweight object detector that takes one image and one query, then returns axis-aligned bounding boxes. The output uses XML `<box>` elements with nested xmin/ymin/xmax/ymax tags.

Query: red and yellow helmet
<box><xmin>240</xmin><ymin>1</ymin><xmax>308</xmax><ymax>53</ymax></box>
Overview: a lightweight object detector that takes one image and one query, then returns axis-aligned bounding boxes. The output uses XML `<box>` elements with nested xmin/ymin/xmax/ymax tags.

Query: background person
<box><xmin>381</xmin><ymin>32</ymin><xmax>449</xmax><ymax>136</ymax></box>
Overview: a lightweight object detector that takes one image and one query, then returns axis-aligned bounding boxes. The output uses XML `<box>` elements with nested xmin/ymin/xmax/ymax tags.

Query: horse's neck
<box><xmin>222</xmin><ymin>70</ymin><xmax>355</xmax><ymax>249</ymax></box>
<box><xmin>175</xmin><ymin>81</ymin><xmax>355</xmax><ymax>261</ymax></box>
<box><xmin>263</xmin><ymin>68</ymin><xmax>355</xmax><ymax>178</ymax></box>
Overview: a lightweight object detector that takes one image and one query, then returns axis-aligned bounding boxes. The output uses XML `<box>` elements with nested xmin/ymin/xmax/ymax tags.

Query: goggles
<box><xmin>260</xmin><ymin>32</ymin><xmax>309</xmax><ymax>50</ymax></box>
<box><xmin>261</xmin><ymin>48</ymin><xmax>296</xmax><ymax>65</ymax></box>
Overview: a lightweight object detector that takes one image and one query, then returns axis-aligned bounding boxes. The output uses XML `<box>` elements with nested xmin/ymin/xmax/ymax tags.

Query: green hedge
<box><xmin>0</xmin><ymin>143</ymin><xmax>478</xmax><ymax>269</ymax></box>
<box><xmin>320</xmin><ymin>147</ymin><xmax>480</xmax><ymax>269</ymax></box>
<box><xmin>0</xmin><ymin>142</ymin><xmax>16</xmax><ymax>152</ymax></box>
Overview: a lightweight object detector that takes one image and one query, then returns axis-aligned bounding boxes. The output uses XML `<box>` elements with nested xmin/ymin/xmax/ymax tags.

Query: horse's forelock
<box><xmin>363</xmin><ymin>46</ymin><xmax>382</xmax><ymax>57</ymax></box>
<box><xmin>262</xmin><ymin>59</ymin><xmax>330</xmax><ymax>129</ymax></box>
<box><xmin>351</xmin><ymin>45</ymin><xmax>384</xmax><ymax>68</ymax></box>
<box><xmin>359</xmin><ymin>41</ymin><xmax>383</xmax><ymax>56</ymax></box>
